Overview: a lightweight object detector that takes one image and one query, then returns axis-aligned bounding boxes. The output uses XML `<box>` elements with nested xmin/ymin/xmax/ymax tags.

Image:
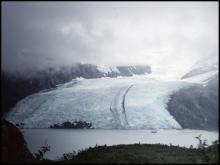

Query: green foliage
<box><xmin>194</xmin><ymin>134</ymin><xmax>219</xmax><ymax>163</ymax></box>
<box><xmin>58</xmin><ymin>142</ymin><xmax>218</xmax><ymax>164</ymax></box>
<box><xmin>61</xmin><ymin>151</ymin><xmax>76</xmax><ymax>161</ymax></box>
<box><xmin>195</xmin><ymin>134</ymin><xmax>208</xmax><ymax>149</ymax></box>
<box><xmin>205</xmin><ymin>140</ymin><xmax>219</xmax><ymax>163</ymax></box>
<box><xmin>34</xmin><ymin>140</ymin><xmax>50</xmax><ymax>162</ymax></box>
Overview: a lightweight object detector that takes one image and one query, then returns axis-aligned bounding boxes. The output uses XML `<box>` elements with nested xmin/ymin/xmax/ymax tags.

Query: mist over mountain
<box><xmin>181</xmin><ymin>57</ymin><xmax>218</xmax><ymax>80</ymax></box>
<box><xmin>2</xmin><ymin>2</ymin><xmax>218</xmax><ymax>78</ymax></box>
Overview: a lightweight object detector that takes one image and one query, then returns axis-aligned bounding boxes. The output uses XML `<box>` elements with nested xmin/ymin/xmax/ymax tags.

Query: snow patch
<box><xmin>97</xmin><ymin>65</ymin><xmax>120</xmax><ymax>74</ymax></box>
<box><xmin>181</xmin><ymin>70</ymin><xmax>218</xmax><ymax>84</ymax></box>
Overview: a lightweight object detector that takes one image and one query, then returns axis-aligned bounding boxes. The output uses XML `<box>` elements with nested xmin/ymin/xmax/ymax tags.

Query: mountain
<box><xmin>167</xmin><ymin>60</ymin><xmax>219</xmax><ymax>131</ymax></box>
<box><xmin>3</xmin><ymin>60</ymin><xmax>219</xmax><ymax>131</ymax></box>
<box><xmin>181</xmin><ymin>59</ymin><xmax>218</xmax><ymax>82</ymax></box>
<box><xmin>1</xmin><ymin>64</ymin><xmax>151</xmax><ymax>115</ymax></box>
<box><xmin>98</xmin><ymin>65</ymin><xmax>151</xmax><ymax>77</ymax></box>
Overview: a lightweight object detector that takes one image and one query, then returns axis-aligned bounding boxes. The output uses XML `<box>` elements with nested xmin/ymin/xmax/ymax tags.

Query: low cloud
<box><xmin>2</xmin><ymin>2</ymin><xmax>218</xmax><ymax>77</ymax></box>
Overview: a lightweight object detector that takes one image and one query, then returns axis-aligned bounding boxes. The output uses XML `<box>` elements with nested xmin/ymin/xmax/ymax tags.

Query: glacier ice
<box><xmin>6</xmin><ymin>75</ymin><xmax>193</xmax><ymax>129</ymax></box>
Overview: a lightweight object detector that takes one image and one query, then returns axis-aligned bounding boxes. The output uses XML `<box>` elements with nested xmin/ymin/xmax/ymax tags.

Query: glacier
<box><xmin>7</xmin><ymin>75</ymin><xmax>195</xmax><ymax>129</ymax></box>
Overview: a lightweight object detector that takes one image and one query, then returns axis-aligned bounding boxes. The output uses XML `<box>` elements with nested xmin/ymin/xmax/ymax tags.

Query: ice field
<box><xmin>6</xmin><ymin>75</ymin><xmax>196</xmax><ymax>129</ymax></box>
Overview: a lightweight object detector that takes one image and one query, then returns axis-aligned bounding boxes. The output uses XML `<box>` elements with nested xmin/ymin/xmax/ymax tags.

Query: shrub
<box><xmin>34</xmin><ymin>140</ymin><xmax>50</xmax><ymax>161</ymax></box>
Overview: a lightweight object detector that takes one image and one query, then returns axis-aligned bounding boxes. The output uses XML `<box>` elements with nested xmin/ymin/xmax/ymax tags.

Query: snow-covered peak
<box><xmin>181</xmin><ymin>70</ymin><xmax>218</xmax><ymax>85</ymax></box>
<box><xmin>181</xmin><ymin>58</ymin><xmax>218</xmax><ymax>84</ymax></box>
<box><xmin>97</xmin><ymin>64</ymin><xmax>151</xmax><ymax>77</ymax></box>
<box><xmin>97</xmin><ymin>65</ymin><xmax>120</xmax><ymax>74</ymax></box>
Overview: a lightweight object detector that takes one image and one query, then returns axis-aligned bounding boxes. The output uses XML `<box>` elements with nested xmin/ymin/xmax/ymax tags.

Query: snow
<box><xmin>189</xmin><ymin>59</ymin><xmax>218</xmax><ymax>72</ymax></box>
<box><xmin>181</xmin><ymin>70</ymin><xmax>218</xmax><ymax>84</ymax></box>
<box><xmin>7</xmin><ymin>75</ymin><xmax>193</xmax><ymax>129</ymax></box>
<box><xmin>125</xmin><ymin>82</ymin><xmax>183</xmax><ymax>129</ymax></box>
<box><xmin>110</xmin><ymin>66</ymin><xmax>120</xmax><ymax>73</ymax></box>
<box><xmin>97</xmin><ymin>65</ymin><xmax>120</xmax><ymax>74</ymax></box>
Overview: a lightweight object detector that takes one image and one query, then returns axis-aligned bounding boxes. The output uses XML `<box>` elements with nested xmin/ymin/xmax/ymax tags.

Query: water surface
<box><xmin>23</xmin><ymin>129</ymin><xmax>218</xmax><ymax>160</ymax></box>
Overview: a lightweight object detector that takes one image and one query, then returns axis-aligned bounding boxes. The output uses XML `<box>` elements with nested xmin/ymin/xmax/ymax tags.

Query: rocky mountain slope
<box><xmin>167</xmin><ymin>61</ymin><xmax>219</xmax><ymax>130</ymax></box>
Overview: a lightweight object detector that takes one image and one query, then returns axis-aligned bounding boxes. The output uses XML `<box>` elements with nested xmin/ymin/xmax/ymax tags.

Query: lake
<box><xmin>22</xmin><ymin>129</ymin><xmax>219</xmax><ymax>160</ymax></box>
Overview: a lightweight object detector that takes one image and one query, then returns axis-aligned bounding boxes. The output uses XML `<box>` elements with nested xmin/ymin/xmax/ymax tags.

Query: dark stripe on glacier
<box><xmin>121</xmin><ymin>84</ymin><xmax>134</xmax><ymax>126</ymax></box>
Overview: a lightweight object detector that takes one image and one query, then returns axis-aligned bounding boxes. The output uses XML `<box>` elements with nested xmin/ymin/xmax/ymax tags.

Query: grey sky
<box><xmin>2</xmin><ymin>2</ymin><xmax>219</xmax><ymax>77</ymax></box>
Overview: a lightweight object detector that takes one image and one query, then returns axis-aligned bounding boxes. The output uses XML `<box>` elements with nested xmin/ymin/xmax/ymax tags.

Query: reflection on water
<box><xmin>22</xmin><ymin>129</ymin><xmax>218</xmax><ymax>160</ymax></box>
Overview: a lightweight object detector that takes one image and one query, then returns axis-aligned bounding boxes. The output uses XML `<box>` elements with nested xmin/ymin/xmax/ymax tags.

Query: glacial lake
<box><xmin>22</xmin><ymin>129</ymin><xmax>219</xmax><ymax>160</ymax></box>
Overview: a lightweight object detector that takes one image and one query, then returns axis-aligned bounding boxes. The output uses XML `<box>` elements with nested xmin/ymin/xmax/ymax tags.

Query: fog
<box><xmin>2</xmin><ymin>2</ymin><xmax>218</xmax><ymax>77</ymax></box>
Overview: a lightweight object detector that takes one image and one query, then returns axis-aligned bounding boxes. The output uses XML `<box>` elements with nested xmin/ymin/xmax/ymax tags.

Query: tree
<box><xmin>34</xmin><ymin>140</ymin><xmax>50</xmax><ymax>161</ymax></box>
<box><xmin>195</xmin><ymin>134</ymin><xmax>208</xmax><ymax>149</ymax></box>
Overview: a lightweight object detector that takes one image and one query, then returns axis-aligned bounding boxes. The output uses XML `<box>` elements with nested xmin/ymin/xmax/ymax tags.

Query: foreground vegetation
<box><xmin>55</xmin><ymin>142</ymin><xmax>218</xmax><ymax>164</ymax></box>
<box><xmin>37</xmin><ymin>139</ymin><xmax>219</xmax><ymax>164</ymax></box>
<box><xmin>2</xmin><ymin>119</ymin><xmax>218</xmax><ymax>164</ymax></box>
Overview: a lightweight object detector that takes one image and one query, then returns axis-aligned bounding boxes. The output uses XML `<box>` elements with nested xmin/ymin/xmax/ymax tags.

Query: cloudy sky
<box><xmin>2</xmin><ymin>2</ymin><xmax>219</xmax><ymax>77</ymax></box>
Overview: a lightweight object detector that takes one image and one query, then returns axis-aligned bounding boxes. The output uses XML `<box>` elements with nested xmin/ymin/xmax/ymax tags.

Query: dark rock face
<box><xmin>2</xmin><ymin>64</ymin><xmax>151</xmax><ymax>115</ymax></box>
<box><xmin>167</xmin><ymin>74</ymin><xmax>219</xmax><ymax>131</ymax></box>
<box><xmin>1</xmin><ymin>119</ymin><xmax>34</xmax><ymax>163</ymax></box>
